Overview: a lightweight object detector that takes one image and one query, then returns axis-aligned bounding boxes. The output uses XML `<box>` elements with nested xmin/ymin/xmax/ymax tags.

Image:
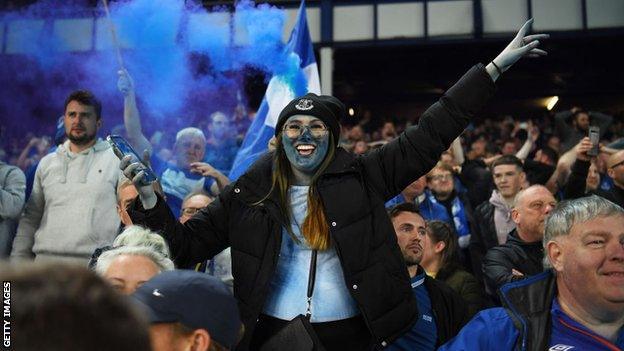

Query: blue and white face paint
<box><xmin>281</xmin><ymin>115</ymin><xmax>330</xmax><ymax>174</ymax></box>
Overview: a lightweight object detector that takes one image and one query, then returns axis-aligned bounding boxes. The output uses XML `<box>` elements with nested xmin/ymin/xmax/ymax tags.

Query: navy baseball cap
<box><xmin>133</xmin><ymin>270</ymin><xmax>241</xmax><ymax>348</ymax></box>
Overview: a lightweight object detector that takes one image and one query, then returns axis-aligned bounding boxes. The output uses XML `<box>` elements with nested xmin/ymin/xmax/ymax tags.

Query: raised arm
<box><xmin>515</xmin><ymin>122</ymin><xmax>539</xmax><ymax>161</ymax></box>
<box><xmin>562</xmin><ymin>137</ymin><xmax>593</xmax><ymax>199</ymax></box>
<box><xmin>362</xmin><ymin>19</ymin><xmax>548</xmax><ymax>200</ymax></box>
<box><xmin>118</xmin><ymin>69</ymin><xmax>152</xmax><ymax>155</ymax></box>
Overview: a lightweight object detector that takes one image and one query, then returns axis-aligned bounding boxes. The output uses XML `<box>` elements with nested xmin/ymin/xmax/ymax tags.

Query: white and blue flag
<box><xmin>229</xmin><ymin>0</ymin><xmax>320</xmax><ymax>181</ymax></box>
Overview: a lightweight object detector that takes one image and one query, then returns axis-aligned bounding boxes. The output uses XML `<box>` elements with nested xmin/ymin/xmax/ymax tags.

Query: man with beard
<box><xmin>555</xmin><ymin>108</ymin><xmax>612</xmax><ymax>153</ymax></box>
<box><xmin>11</xmin><ymin>91</ymin><xmax>123</xmax><ymax>264</ymax></box>
<box><xmin>388</xmin><ymin>203</ymin><xmax>469</xmax><ymax>350</ymax></box>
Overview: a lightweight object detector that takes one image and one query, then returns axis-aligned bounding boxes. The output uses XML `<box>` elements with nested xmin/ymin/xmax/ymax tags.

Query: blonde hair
<box><xmin>113</xmin><ymin>225</ymin><xmax>171</xmax><ymax>258</ymax></box>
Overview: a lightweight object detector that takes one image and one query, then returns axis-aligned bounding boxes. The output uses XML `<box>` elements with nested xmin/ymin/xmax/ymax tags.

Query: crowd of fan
<box><xmin>1</xmin><ymin>85</ymin><xmax>623</xmax><ymax>350</ymax></box>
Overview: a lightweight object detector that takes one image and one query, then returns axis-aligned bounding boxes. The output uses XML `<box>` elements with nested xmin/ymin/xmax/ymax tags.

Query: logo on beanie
<box><xmin>295</xmin><ymin>99</ymin><xmax>314</xmax><ymax>111</ymax></box>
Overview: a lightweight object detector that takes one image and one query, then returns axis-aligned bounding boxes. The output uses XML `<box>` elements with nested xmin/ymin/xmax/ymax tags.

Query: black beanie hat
<box><xmin>275</xmin><ymin>93</ymin><xmax>344</xmax><ymax>146</ymax></box>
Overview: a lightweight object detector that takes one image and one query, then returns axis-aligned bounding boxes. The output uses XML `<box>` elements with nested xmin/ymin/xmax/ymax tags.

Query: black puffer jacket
<box><xmin>422</xmin><ymin>269</ymin><xmax>471</xmax><ymax>346</ymax></box>
<box><xmin>129</xmin><ymin>64</ymin><xmax>495</xmax><ymax>350</ymax></box>
<box><xmin>482</xmin><ymin>229</ymin><xmax>544</xmax><ymax>297</ymax></box>
<box><xmin>469</xmin><ymin>200</ymin><xmax>498</xmax><ymax>284</ymax></box>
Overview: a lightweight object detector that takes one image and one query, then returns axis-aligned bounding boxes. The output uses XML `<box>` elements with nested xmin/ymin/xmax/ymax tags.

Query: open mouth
<box><xmin>296</xmin><ymin>144</ymin><xmax>316</xmax><ymax>156</ymax></box>
<box><xmin>604</xmin><ymin>272</ymin><xmax>624</xmax><ymax>277</ymax></box>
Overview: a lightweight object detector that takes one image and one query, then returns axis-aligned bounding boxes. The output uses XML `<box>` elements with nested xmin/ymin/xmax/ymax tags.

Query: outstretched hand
<box><xmin>120</xmin><ymin>154</ymin><xmax>157</xmax><ymax>209</ymax></box>
<box><xmin>492</xmin><ymin>19</ymin><xmax>549</xmax><ymax>74</ymax></box>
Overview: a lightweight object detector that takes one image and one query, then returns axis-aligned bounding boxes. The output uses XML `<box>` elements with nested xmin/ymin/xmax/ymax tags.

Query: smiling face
<box><xmin>281</xmin><ymin>115</ymin><xmax>330</xmax><ymax>174</ymax></box>
<box><xmin>493</xmin><ymin>164</ymin><xmax>525</xmax><ymax>199</ymax></box>
<box><xmin>586</xmin><ymin>162</ymin><xmax>601</xmax><ymax>191</ymax></box>
<box><xmin>174</xmin><ymin>134</ymin><xmax>206</xmax><ymax>169</ymax></box>
<box><xmin>427</xmin><ymin>167</ymin><xmax>455</xmax><ymax>199</ymax></box>
<box><xmin>548</xmin><ymin>215</ymin><xmax>624</xmax><ymax>318</ymax></box>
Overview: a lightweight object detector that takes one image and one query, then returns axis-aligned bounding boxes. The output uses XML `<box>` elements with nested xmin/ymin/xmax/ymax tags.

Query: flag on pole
<box><xmin>229</xmin><ymin>0</ymin><xmax>320</xmax><ymax>181</ymax></box>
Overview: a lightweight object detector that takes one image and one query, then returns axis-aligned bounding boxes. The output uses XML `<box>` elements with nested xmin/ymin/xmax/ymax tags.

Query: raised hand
<box><xmin>117</xmin><ymin>69</ymin><xmax>135</xmax><ymax>96</ymax></box>
<box><xmin>189</xmin><ymin>162</ymin><xmax>219</xmax><ymax>178</ymax></box>
<box><xmin>574</xmin><ymin>137</ymin><xmax>593</xmax><ymax>162</ymax></box>
<box><xmin>120</xmin><ymin>154</ymin><xmax>157</xmax><ymax>209</ymax></box>
<box><xmin>490</xmin><ymin>19</ymin><xmax>549</xmax><ymax>75</ymax></box>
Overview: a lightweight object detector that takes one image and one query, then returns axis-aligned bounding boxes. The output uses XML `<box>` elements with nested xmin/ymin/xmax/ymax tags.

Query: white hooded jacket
<box><xmin>11</xmin><ymin>139</ymin><xmax>122</xmax><ymax>263</ymax></box>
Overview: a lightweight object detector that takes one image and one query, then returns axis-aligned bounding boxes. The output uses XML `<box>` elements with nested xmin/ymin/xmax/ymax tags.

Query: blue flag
<box><xmin>229</xmin><ymin>0</ymin><xmax>320</xmax><ymax>181</ymax></box>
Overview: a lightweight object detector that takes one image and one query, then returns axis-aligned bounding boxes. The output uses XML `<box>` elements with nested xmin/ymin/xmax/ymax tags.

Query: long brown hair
<box><xmin>426</xmin><ymin>220</ymin><xmax>460</xmax><ymax>269</ymax></box>
<box><xmin>262</xmin><ymin>133</ymin><xmax>336</xmax><ymax>250</ymax></box>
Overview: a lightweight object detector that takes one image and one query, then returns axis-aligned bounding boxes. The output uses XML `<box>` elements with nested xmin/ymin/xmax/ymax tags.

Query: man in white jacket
<box><xmin>11</xmin><ymin>90</ymin><xmax>122</xmax><ymax>264</ymax></box>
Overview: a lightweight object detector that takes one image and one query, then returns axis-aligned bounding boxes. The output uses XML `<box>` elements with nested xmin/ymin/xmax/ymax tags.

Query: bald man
<box><xmin>482</xmin><ymin>185</ymin><xmax>557</xmax><ymax>296</ymax></box>
<box><xmin>593</xmin><ymin>150</ymin><xmax>624</xmax><ymax>207</ymax></box>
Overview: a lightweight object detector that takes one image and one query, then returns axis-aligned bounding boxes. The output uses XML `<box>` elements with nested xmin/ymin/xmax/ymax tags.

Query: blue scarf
<box><xmin>420</xmin><ymin>190</ymin><xmax>470</xmax><ymax>238</ymax></box>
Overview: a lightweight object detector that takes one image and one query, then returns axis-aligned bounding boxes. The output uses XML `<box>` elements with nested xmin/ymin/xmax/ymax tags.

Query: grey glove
<box><xmin>489</xmin><ymin>19</ymin><xmax>549</xmax><ymax>80</ymax></box>
<box><xmin>120</xmin><ymin>154</ymin><xmax>157</xmax><ymax>210</ymax></box>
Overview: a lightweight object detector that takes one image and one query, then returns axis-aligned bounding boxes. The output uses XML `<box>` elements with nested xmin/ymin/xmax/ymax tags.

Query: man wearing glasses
<box><xmin>420</xmin><ymin>163</ymin><xmax>474</xmax><ymax>252</ymax></box>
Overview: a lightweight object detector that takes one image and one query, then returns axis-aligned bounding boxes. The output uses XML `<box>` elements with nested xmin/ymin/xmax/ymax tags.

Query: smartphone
<box><xmin>106</xmin><ymin>135</ymin><xmax>157</xmax><ymax>185</ymax></box>
<box><xmin>587</xmin><ymin>126</ymin><xmax>600</xmax><ymax>157</ymax></box>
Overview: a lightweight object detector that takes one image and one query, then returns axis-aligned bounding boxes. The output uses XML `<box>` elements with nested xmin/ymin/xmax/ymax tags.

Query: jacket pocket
<box><xmin>34</xmin><ymin>204</ymin><xmax>98</xmax><ymax>255</ymax></box>
<box><xmin>231</xmin><ymin>248</ymin><xmax>261</xmax><ymax>303</ymax></box>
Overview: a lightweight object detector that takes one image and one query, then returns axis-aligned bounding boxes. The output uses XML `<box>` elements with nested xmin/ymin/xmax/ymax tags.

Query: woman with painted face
<box><xmin>122</xmin><ymin>20</ymin><xmax>548</xmax><ymax>350</ymax></box>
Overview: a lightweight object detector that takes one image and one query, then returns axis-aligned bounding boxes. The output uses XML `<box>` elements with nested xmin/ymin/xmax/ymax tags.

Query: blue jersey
<box><xmin>549</xmin><ymin>298</ymin><xmax>624</xmax><ymax>351</ymax></box>
<box><xmin>388</xmin><ymin>272</ymin><xmax>437</xmax><ymax>350</ymax></box>
<box><xmin>440</xmin><ymin>297</ymin><xmax>624</xmax><ymax>350</ymax></box>
<box><xmin>151</xmin><ymin>156</ymin><xmax>214</xmax><ymax>217</ymax></box>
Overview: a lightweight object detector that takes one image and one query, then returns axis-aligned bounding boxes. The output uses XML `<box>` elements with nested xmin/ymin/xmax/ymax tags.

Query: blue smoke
<box><xmin>0</xmin><ymin>0</ymin><xmax>302</xmax><ymax>159</ymax></box>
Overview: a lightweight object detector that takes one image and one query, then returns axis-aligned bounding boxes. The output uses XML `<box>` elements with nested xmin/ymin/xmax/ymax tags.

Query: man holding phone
<box><xmin>11</xmin><ymin>90</ymin><xmax>123</xmax><ymax>264</ymax></box>
<box><xmin>562</xmin><ymin>136</ymin><xmax>624</xmax><ymax>208</ymax></box>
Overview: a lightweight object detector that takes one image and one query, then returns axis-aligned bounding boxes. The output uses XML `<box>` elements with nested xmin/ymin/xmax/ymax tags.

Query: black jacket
<box><xmin>593</xmin><ymin>185</ymin><xmax>624</xmax><ymax>208</ymax></box>
<box><xmin>499</xmin><ymin>270</ymin><xmax>557</xmax><ymax>351</ymax></box>
<box><xmin>130</xmin><ymin>64</ymin><xmax>495</xmax><ymax>350</ymax></box>
<box><xmin>562</xmin><ymin>159</ymin><xmax>591</xmax><ymax>200</ymax></box>
<box><xmin>421</xmin><ymin>268</ymin><xmax>471</xmax><ymax>347</ymax></box>
<box><xmin>482</xmin><ymin>229</ymin><xmax>544</xmax><ymax>297</ymax></box>
<box><xmin>469</xmin><ymin>200</ymin><xmax>498</xmax><ymax>285</ymax></box>
<box><xmin>436</xmin><ymin>262</ymin><xmax>488</xmax><ymax>317</ymax></box>
<box><xmin>459</xmin><ymin>159</ymin><xmax>494</xmax><ymax>209</ymax></box>
<box><xmin>563</xmin><ymin>159</ymin><xmax>624</xmax><ymax>207</ymax></box>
